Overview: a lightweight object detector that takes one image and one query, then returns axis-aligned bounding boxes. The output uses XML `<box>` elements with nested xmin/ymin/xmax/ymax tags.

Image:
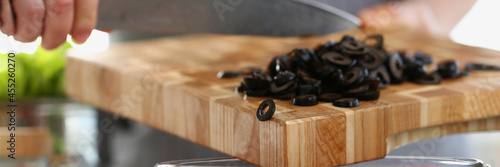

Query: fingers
<box><xmin>11</xmin><ymin>0</ymin><xmax>45</xmax><ymax>42</ymax></box>
<box><xmin>41</xmin><ymin>0</ymin><xmax>74</xmax><ymax>50</ymax></box>
<box><xmin>96</xmin><ymin>29</ymin><xmax>113</xmax><ymax>33</ymax></box>
<box><xmin>358</xmin><ymin>7</ymin><xmax>385</xmax><ymax>34</ymax></box>
<box><xmin>1</xmin><ymin>0</ymin><xmax>15</xmax><ymax>35</ymax></box>
<box><xmin>2</xmin><ymin>0</ymin><xmax>96</xmax><ymax>49</ymax></box>
<box><xmin>71</xmin><ymin>0</ymin><xmax>98</xmax><ymax>43</ymax></box>
<box><xmin>357</xmin><ymin>3</ymin><xmax>403</xmax><ymax>34</ymax></box>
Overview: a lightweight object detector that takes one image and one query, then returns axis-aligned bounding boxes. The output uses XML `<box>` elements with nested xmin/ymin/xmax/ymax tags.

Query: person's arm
<box><xmin>358</xmin><ymin>0</ymin><xmax>477</xmax><ymax>37</ymax></box>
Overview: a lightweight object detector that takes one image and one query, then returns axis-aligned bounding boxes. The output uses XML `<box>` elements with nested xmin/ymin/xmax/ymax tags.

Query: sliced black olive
<box><xmin>318</xmin><ymin>93</ymin><xmax>343</xmax><ymax>102</ymax></box>
<box><xmin>321</xmin><ymin>69</ymin><xmax>344</xmax><ymax>93</ymax></box>
<box><xmin>240</xmin><ymin>67</ymin><xmax>264</xmax><ymax>76</ymax></box>
<box><xmin>465</xmin><ymin>63</ymin><xmax>500</xmax><ymax>71</ymax></box>
<box><xmin>230</xmin><ymin>34</ymin><xmax>480</xmax><ymax>109</ymax></box>
<box><xmin>363</xmin><ymin>34</ymin><xmax>384</xmax><ymax>49</ymax></box>
<box><xmin>217</xmin><ymin>71</ymin><xmax>240</xmax><ymax>78</ymax></box>
<box><xmin>270</xmin><ymin>81</ymin><xmax>298</xmax><ymax>96</ymax></box>
<box><xmin>357</xmin><ymin>90</ymin><xmax>380</xmax><ymax>101</ymax></box>
<box><xmin>410</xmin><ymin>72</ymin><xmax>442</xmax><ymax>85</ymax></box>
<box><xmin>322</xmin><ymin>52</ymin><xmax>354</xmax><ymax>67</ymax></box>
<box><xmin>291</xmin><ymin>49</ymin><xmax>317</xmax><ymax>73</ymax></box>
<box><xmin>342</xmin><ymin>40</ymin><xmax>365</xmax><ymax>51</ymax></box>
<box><xmin>297</xmin><ymin>77</ymin><xmax>321</xmax><ymax>96</ymax></box>
<box><xmin>245</xmin><ymin>90</ymin><xmax>269</xmax><ymax>97</ymax></box>
<box><xmin>252</xmin><ymin>70</ymin><xmax>272</xmax><ymax>81</ymax></box>
<box><xmin>406</xmin><ymin>60</ymin><xmax>427</xmax><ymax>78</ymax></box>
<box><xmin>437</xmin><ymin>60</ymin><xmax>459</xmax><ymax>72</ymax></box>
<box><xmin>330</xmin><ymin>69</ymin><xmax>344</xmax><ymax>85</ymax></box>
<box><xmin>414</xmin><ymin>51</ymin><xmax>433</xmax><ymax>65</ymax></box>
<box><xmin>276</xmin><ymin>55</ymin><xmax>297</xmax><ymax>73</ymax></box>
<box><xmin>364</xmin><ymin>77</ymin><xmax>381</xmax><ymax>90</ymax></box>
<box><xmin>274</xmin><ymin>91</ymin><xmax>296</xmax><ymax>100</ymax></box>
<box><xmin>398</xmin><ymin>51</ymin><xmax>413</xmax><ymax>65</ymax></box>
<box><xmin>292</xmin><ymin>94</ymin><xmax>319</xmax><ymax>106</ymax></box>
<box><xmin>356</xmin><ymin>64</ymin><xmax>370</xmax><ymax>79</ymax></box>
<box><xmin>343</xmin><ymin>66</ymin><xmax>365</xmax><ymax>87</ymax></box>
<box><xmin>333</xmin><ymin>98</ymin><xmax>360</xmax><ymax>108</ymax></box>
<box><xmin>297</xmin><ymin>84</ymin><xmax>314</xmax><ymax>96</ymax></box>
<box><xmin>236</xmin><ymin>82</ymin><xmax>247</xmax><ymax>92</ymax></box>
<box><xmin>413</xmin><ymin>64</ymin><xmax>428</xmax><ymax>77</ymax></box>
<box><xmin>309</xmin><ymin>50</ymin><xmax>324</xmax><ymax>67</ymax></box>
<box><xmin>291</xmin><ymin>49</ymin><xmax>314</xmax><ymax>65</ymax></box>
<box><xmin>268</xmin><ymin>57</ymin><xmax>279</xmax><ymax>77</ymax></box>
<box><xmin>298</xmin><ymin>76</ymin><xmax>320</xmax><ymax>86</ymax></box>
<box><xmin>344</xmin><ymin>84</ymin><xmax>370</xmax><ymax>98</ymax></box>
<box><xmin>314</xmin><ymin>40</ymin><xmax>335</xmax><ymax>56</ymax></box>
<box><xmin>437</xmin><ymin>60</ymin><xmax>461</xmax><ymax>78</ymax></box>
<box><xmin>273</xmin><ymin>71</ymin><xmax>296</xmax><ymax>86</ymax></box>
<box><xmin>369</xmin><ymin>66</ymin><xmax>391</xmax><ymax>89</ymax></box>
<box><xmin>275</xmin><ymin>56</ymin><xmax>288</xmax><ymax>72</ymax></box>
<box><xmin>296</xmin><ymin>68</ymin><xmax>314</xmax><ymax>78</ymax></box>
<box><xmin>315</xmin><ymin>65</ymin><xmax>335</xmax><ymax>78</ymax></box>
<box><xmin>360</xmin><ymin>49</ymin><xmax>383</xmax><ymax>70</ymax></box>
<box><xmin>270</xmin><ymin>81</ymin><xmax>296</xmax><ymax>94</ymax></box>
<box><xmin>377</xmin><ymin>49</ymin><xmax>389</xmax><ymax>62</ymax></box>
<box><xmin>243</xmin><ymin>78</ymin><xmax>270</xmax><ymax>91</ymax></box>
<box><xmin>342</xmin><ymin>41</ymin><xmax>368</xmax><ymax>56</ymax></box>
<box><xmin>310</xmin><ymin>84</ymin><xmax>321</xmax><ymax>95</ymax></box>
<box><xmin>341</xmin><ymin>35</ymin><xmax>357</xmax><ymax>43</ymax></box>
<box><xmin>257</xmin><ymin>99</ymin><xmax>276</xmax><ymax>121</ymax></box>
<box><xmin>387</xmin><ymin>52</ymin><xmax>405</xmax><ymax>83</ymax></box>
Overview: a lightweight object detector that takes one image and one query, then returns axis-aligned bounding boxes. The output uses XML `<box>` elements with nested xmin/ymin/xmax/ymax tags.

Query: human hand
<box><xmin>358</xmin><ymin>0</ymin><xmax>476</xmax><ymax>37</ymax></box>
<box><xmin>0</xmin><ymin>0</ymin><xmax>99</xmax><ymax>50</ymax></box>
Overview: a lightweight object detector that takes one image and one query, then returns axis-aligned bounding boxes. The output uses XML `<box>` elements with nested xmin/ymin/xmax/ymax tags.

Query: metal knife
<box><xmin>96</xmin><ymin>0</ymin><xmax>360</xmax><ymax>36</ymax></box>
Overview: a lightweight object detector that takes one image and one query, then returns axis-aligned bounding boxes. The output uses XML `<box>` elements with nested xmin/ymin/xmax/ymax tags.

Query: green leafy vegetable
<box><xmin>0</xmin><ymin>43</ymin><xmax>72</xmax><ymax>100</ymax></box>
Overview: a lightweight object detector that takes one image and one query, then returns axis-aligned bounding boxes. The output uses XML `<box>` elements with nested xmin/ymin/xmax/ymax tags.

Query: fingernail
<box><xmin>41</xmin><ymin>40</ymin><xmax>54</xmax><ymax>50</ymax></box>
<box><xmin>72</xmin><ymin>32</ymin><xmax>91</xmax><ymax>44</ymax></box>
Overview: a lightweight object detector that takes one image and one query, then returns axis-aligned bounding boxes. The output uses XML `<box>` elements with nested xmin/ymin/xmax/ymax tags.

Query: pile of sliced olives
<box><xmin>217</xmin><ymin>34</ymin><xmax>500</xmax><ymax>116</ymax></box>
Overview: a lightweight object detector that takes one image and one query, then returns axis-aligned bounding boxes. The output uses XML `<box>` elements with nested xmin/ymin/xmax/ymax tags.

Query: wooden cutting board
<box><xmin>65</xmin><ymin>26</ymin><xmax>500</xmax><ymax>166</ymax></box>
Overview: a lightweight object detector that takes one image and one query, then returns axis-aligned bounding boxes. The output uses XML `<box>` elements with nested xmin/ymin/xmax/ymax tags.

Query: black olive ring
<box><xmin>322</xmin><ymin>52</ymin><xmax>352</xmax><ymax>66</ymax></box>
<box><xmin>363</xmin><ymin>34</ymin><xmax>384</xmax><ymax>49</ymax></box>
<box><xmin>257</xmin><ymin>99</ymin><xmax>276</xmax><ymax>121</ymax></box>
<box><xmin>333</xmin><ymin>98</ymin><xmax>360</xmax><ymax>108</ymax></box>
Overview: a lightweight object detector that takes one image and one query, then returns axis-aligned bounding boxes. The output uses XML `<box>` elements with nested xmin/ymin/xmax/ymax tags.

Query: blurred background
<box><xmin>1</xmin><ymin>0</ymin><xmax>500</xmax><ymax>166</ymax></box>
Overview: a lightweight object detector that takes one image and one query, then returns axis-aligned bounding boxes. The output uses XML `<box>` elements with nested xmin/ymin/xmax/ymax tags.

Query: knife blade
<box><xmin>96</xmin><ymin>0</ymin><xmax>360</xmax><ymax>36</ymax></box>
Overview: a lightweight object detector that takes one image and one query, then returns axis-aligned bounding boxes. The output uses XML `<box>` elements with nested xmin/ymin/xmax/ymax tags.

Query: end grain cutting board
<box><xmin>65</xmin><ymin>26</ymin><xmax>500</xmax><ymax>166</ymax></box>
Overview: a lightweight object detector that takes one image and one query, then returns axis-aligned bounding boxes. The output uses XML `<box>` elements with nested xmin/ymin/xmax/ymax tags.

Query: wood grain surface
<box><xmin>65</xmin><ymin>26</ymin><xmax>500</xmax><ymax>166</ymax></box>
